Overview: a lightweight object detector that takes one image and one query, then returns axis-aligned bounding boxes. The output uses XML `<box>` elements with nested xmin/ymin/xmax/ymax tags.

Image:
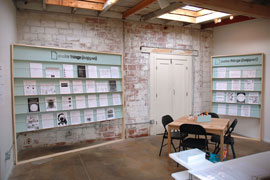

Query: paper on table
<box><xmin>96</xmin><ymin>82</ymin><xmax>108</xmax><ymax>92</ymax></box>
<box><xmin>63</xmin><ymin>64</ymin><xmax>73</xmax><ymax>78</ymax></box>
<box><xmin>86</xmin><ymin>80</ymin><xmax>95</xmax><ymax>93</ymax></box>
<box><xmin>243</xmin><ymin>69</ymin><xmax>256</xmax><ymax>78</ymax></box>
<box><xmin>41</xmin><ymin>113</ymin><xmax>54</xmax><ymax>129</ymax></box>
<box><xmin>226</xmin><ymin>92</ymin><xmax>236</xmax><ymax>103</ymax></box>
<box><xmin>59</xmin><ymin>80</ymin><xmax>70</xmax><ymax>94</ymax></box>
<box><xmin>229</xmin><ymin>70</ymin><xmax>241</xmax><ymax>78</ymax></box>
<box><xmin>40</xmin><ymin>83</ymin><xmax>56</xmax><ymax>95</ymax></box>
<box><xmin>97</xmin><ymin>108</ymin><xmax>106</xmax><ymax>121</ymax></box>
<box><xmin>88</xmin><ymin>65</ymin><xmax>97</xmax><ymax>78</ymax></box>
<box><xmin>99</xmin><ymin>69</ymin><xmax>111</xmax><ymax>78</ymax></box>
<box><xmin>23</xmin><ymin>80</ymin><xmax>37</xmax><ymax>95</ymax></box>
<box><xmin>217</xmin><ymin>104</ymin><xmax>226</xmax><ymax>115</ymax></box>
<box><xmin>57</xmin><ymin>112</ymin><xmax>68</xmax><ymax>127</ymax></box>
<box><xmin>111</xmin><ymin>67</ymin><xmax>120</xmax><ymax>78</ymax></box>
<box><xmin>248</xmin><ymin>92</ymin><xmax>259</xmax><ymax>104</ymax></box>
<box><xmin>62</xmin><ymin>96</ymin><xmax>73</xmax><ymax>110</ymax></box>
<box><xmin>27</xmin><ymin>114</ymin><xmax>39</xmax><ymax>131</ymax></box>
<box><xmin>87</xmin><ymin>95</ymin><xmax>97</xmax><ymax>108</ymax></box>
<box><xmin>241</xmin><ymin>105</ymin><xmax>250</xmax><ymax>117</ymax></box>
<box><xmin>107</xmin><ymin>107</ymin><xmax>115</xmax><ymax>120</ymax></box>
<box><xmin>84</xmin><ymin>109</ymin><xmax>94</xmax><ymax>123</ymax></box>
<box><xmin>30</xmin><ymin>63</ymin><xmax>43</xmax><ymax>78</ymax></box>
<box><xmin>75</xmin><ymin>95</ymin><xmax>86</xmax><ymax>109</ymax></box>
<box><xmin>112</xmin><ymin>93</ymin><xmax>121</xmax><ymax>105</ymax></box>
<box><xmin>99</xmin><ymin>94</ymin><xmax>108</xmax><ymax>107</ymax></box>
<box><xmin>45</xmin><ymin>96</ymin><xmax>57</xmax><ymax>111</ymax></box>
<box><xmin>216</xmin><ymin>68</ymin><xmax>226</xmax><ymax>78</ymax></box>
<box><xmin>45</xmin><ymin>67</ymin><xmax>60</xmax><ymax>78</ymax></box>
<box><xmin>216</xmin><ymin>92</ymin><xmax>225</xmax><ymax>102</ymax></box>
<box><xmin>228</xmin><ymin>104</ymin><xmax>238</xmax><ymax>116</ymax></box>
<box><xmin>231</xmin><ymin>80</ymin><xmax>241</xmax><ymax>90</ymax></box>
<box><xmin>216</xmin><ymin>82</ymin><xmax>227</xmax><ymax>90</ymax></box>
<box><xmin>70</xmin><ymin>111</ymin><xmax>81</xmax><ymax>125</ymax></box>
<box><xmin>72</xmin><ymin>80</ymin><xmax>83</xmax><ymax>93</ymax></box>
<box><xmin>244</xmin><ymin>80</ymin><xmax>254</xmax><ymax>91</ymax></box>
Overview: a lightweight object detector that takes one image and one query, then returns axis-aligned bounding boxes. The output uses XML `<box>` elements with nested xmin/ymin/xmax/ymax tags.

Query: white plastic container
<box><xmin>177</xmin><ymin>149</ymin><xmax>206</xmax><ymax>164</ymax></box>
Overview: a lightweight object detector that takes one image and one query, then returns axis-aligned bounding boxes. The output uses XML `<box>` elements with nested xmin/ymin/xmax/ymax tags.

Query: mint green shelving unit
<box><xmin>211</xmin><ymin>53</ymin><xmax>264</xmax><ymax>141</ymax></box>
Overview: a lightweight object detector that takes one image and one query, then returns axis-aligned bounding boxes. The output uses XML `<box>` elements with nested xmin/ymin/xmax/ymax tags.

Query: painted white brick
<box><xmin>27</xmin><ymin>19</ymin><xmax>40</xmax><ymax>26</ymax></box>
<box><xmin>45</xmin><ymin>27</ymin><xmax>58</xmax><ymax>34</ymax></box>
<box><xmin>24</xmin><ymin>33</ymin><xmax>37</xmax><ymax>40</ymax></box>
<box><xmin>59</xmin><ymin>28</ymin><xmax>72</xmax><ymax>35</ymax></box>
<box><xmin>31</xmin><ymin>26</ymin><xmax>44</xmax><ymax>33</ymax></box>
<box><xmin>69</xmin><ymin>23</ymin><xmax>83</xmax><ymax>30</ymax></box>
<box><xmin>66</xmin><ymin>35</ymin><xmax>80</xmax><ymax>41</ymax></box>
<box><xmin>38</xmin><ymin>34</ymin><xmax>52</xmax><ymax>41</ymax></box>
<box><xmin>56</xmin><ymin>21</ymin><xmax>69</xmax><ymax>28</ymax></box>
<box><xmin>41</xmin><ymin>20</ymin><xmax>55</xmax><ymax>27</ymax></box>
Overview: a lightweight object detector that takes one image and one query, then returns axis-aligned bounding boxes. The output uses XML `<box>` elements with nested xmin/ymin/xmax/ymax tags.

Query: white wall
<box><xmin>0</xmin><ymin>0</ymin><xmax>17</xmax><ymax>179</ymax></box>
<box><xmin>213</xmin><ymin>18</ymin><xmax>270</xmax><ymax>142</ymax></box>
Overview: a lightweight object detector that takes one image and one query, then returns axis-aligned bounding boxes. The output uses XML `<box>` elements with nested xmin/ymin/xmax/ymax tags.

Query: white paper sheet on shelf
<box><xmin>84</xmin><ymin>109</ymin><xmax>94</xmax><ymax>123</ymax></box>
<box><xmin>45</xmin><ymin>96</ymin><xmax>58</xmax><ymax>111</ymax></box>
<box><xmin>40</xmin><ymin>83</ymin><xmax>56</xmax><ymax>95</ymax></box>
<box><xmin>70</xmin><ymin>111</ymin><xmax>81</xmax><ymax>125</ymax></box>
<box><xmin>62</xmin><ymin>96</ymin><xmax>73</xmax><ymax>110</ymax></box>
<box><xmin>88</xmin><ymin>65</ymin><xmax>97</xmax><ymax>78</ymax></box>
<box><xmin>215</xmin><ymin>92</ymin><xmax>225</xmax><ymax>102</ymax></box>
<box><xmin>96</xmin><ymin>82</ymin><xmax>108</xmax><ymax>92</ymax></box>
<box><xmin>45</xmin><ymin>67</ymin><xmax>60</xmax><ymax>78</ymax></box>
<box><xmin>217</xmin><ymin>104</ymin><xmax>226</xmax><ymax>115</ymax></box>
<box><xmin>229</xmin><ymin>70</ymin><xmax>241</xmax><ymax>78</ymax></box>
<box><xmin>41</xmin><ymin>113</ymin><xmax>54</xmax><ymax>129</ymax></box>
<box><xmin>27</xmin><ymin>114</ymin><xmax>39</xmax><ymax>131</ymax></box>
<box><xmin>72</xmin><ymin>80</ymin><xmax>83</xmax><ymax>94</ymax></box>
<box><xmin>87</xmin><ymin>95</ymin><xmax>97</xmax><ymax>108</ymax></box>
<box><xmin>63</xmin><ymin>64</ymin><xmax>73</xmax><ymax>78</ymax></box>
<box><xmin>248</xmin><ymin>92</ymin><xmax>259</xmax><ymax>104</ymax></box>
<box><xmin>30</xmin><ymin>63</ymin><xmax>43</xmax><ymax>78</ymax></box>
<box><xmin>86</xmin><ymin>80</ymin><xmax>95</xmax><ymax>93</ymax></box>
<box><xmin>59</xmin><ymin>80</ymin><xmax>70</xmax><ymax>94</ymax></box>
<box><xmin>99</xmin><ymin>94</ymin><xmax>108</xmax><ymax>107</ymax></box>
<box><xmin>111</xmin><ymin>67</ymin><xmax>120</xmax><ymax>78</ymax></box>
<box><xmin>107</xmin><ymin>107</ymin><xmax>115</xmax><ymax>120</ymax></box>
<box><xmin>243</xmin><ymin>69</ymin><xmax>256</xmax><ymax>78</ymax></box>
<box><xmin>231</xmin><ymin>80</ymin><xmax>241</xmax><ymax>90</ymax></box>
<box><xmin>216</xmin><ymin>82</ymin><xmax>227</xmax><ymax>90</ymax></box>
<box><xmin>57</xmin><ymin>112</ymin><xmax>68</xmax><ymax>127</ymax></box>
<box><xmin>244</xmin><ymin>80</ymin><xmax>254</xmax><ymax>91</ymax></box>
<box><xmin>99</xmin><ymin>69</ymin><xmax>111</xmax><ymax>78</ymax></box>
<box><xmin>216</xmin><ymin>68</ymin><xmax>226</xmax><ymax>78</ymax></box>
<box><xmin>112</xmin><ymin>93</ymin><xmax>121</xmax><ymax>105</ymax></box>
<box><xmin>23</xmin><ymin>80</ymin><xmax>37</xmax><ymax>95</ymax></box>
<box><xmin>228</xmin><ymin>104</ymin><xmax>238</xmax><ymax>116</ymax></box>
<box><xmin>97</xmin><ymin>108</ymin><xmax>106</xmax><ymax>121</ymax></box>
<box><xmin>75</xmin><ymin>95</ymin><xmax>86</xmax><ymax>109</ymax></box>
<box><xmin>226</xmin><ymin>92</ymin><xmax>236</xmax><ymax>103</ymax></box>
<box><xmin>241</xmin><ymin>105</ymin><xmax>251</xmax><ymax>117</ymax></box>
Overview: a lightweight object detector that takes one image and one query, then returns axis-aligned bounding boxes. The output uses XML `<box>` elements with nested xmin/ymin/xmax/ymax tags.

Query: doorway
<box><xmin>150</xmin><ymin>53</ymin><xmax>193</xmax><ymax>134</ymax></box>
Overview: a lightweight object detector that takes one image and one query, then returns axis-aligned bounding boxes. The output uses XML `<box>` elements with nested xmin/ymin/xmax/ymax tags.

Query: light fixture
<box><xmin>217</xmin><ymin>18</ymin><xmax>222</xmax><ymax>23</ymax></box>
<box><xmin>182</xmin><ymin>5</ymin><xmax>202</xmax><ymax>11</ymax></box>
<box><xmin>230</xmin><ymin>15</ymin><xmax>234</xmax><ymax>20</ymax></box>
<box><xmin>157</xmin><ymin>0</ymin><xmax>170</xmax><ymax>9</ymax></box>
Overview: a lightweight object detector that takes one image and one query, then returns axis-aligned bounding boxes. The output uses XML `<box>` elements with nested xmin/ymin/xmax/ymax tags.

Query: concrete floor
<box><xmin>10</xmin><ymin>135</ymin><xmax>270</xmax><ymax>180</ymax></box>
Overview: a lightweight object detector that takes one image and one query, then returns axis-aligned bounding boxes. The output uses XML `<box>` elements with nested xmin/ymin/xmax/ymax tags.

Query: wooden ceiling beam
<box><xmin>158</xmin><ymin>13</ymin><xmax>196</xmax><ymax>23</ymax></box>
<box><xmin>201</xmin><ymin>15</ymin><xmax>255</xmax><ymax>29</ymax></box>
<box><xmin>83</xmin><ymin>0</ymin><xmax>106</xmax><ymax>3</ymax></box>
<box><xmin>179</xmin><ymin>0</ymin><xmax>270</xmax><ymax>19</ymax></box>
<box><xmin>122</xmin><ymin>0</ymin><xmax>156</xmax><ymax>19</ymax></box>
<box><xmin>171</xmin><ymin>8</ymin><xmax>199</xmax><ymax>17</ymax></box>
<box><xmin>45</xmin><ymin>0</ymin><xmax>104</xmax><ymax>11</ymax></box>
<box><xmin>142</xmin><ymin>2</ymin><xmax>185</xmax><ymax>21</ymax></box>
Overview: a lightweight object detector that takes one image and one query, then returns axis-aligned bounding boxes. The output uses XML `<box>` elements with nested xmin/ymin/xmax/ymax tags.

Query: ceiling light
<box><xmin>196</xmin><ymin>12</ymin><xmax>229</xmax><ymax>23</ymax></box>
<box><xmin>182</xmin><ymin>5</ymin><xmax>202</xmax><ymax>11</ymax></box>
<box><xmin>217</xmin><ymin>18</ymin><xmax>222</xmax><ymax>23</ymax></box>
<box><xmin>230</xmin><ymin>15</ymin><xmax>234</xmax><ymax>20</ymax></box>
<box><xmin>157</xmin><ymin>0</ymin><xmax>170</xmax><ymax>9</ymax></box>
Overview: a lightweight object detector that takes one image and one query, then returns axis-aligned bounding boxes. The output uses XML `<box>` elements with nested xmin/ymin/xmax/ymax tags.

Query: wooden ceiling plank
<box><xmin>179</xmin><ymin>0</ymin><xmax>270</xmax><ymax>19</ymax></box>
<box><xmin>45</xmin><ymin>0</ymin><xmax>104</xmax><ymax>11</ymax></box>
<box><xmin>122</xmin><ymin>0</ymin><xmax>156</xmax><ymax>19</ymax></box>
<box><xmin>83</xmin><ymin>0</ymin><xmax>107</xmax><ymax>3</ymax></box>
<box><xmin>142</xmin><ymin>2</ymin><xmax>185</xmax><ymax>21</ymax></box>
<box><xmin>171</xmin><ymin>8</ymin><xmax>199</xmax><ymax>17</ymax></box>
<box><xmin>158</xmin><ymin>13</ymin><xmax>196</xmax><ymax>23</ymax></box>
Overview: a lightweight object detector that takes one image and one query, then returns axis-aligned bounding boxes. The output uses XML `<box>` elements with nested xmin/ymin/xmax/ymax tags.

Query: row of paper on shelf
<box><xmin>215</xmin><ymin>92</ymin><xmax>259</xmax><ymax>104</ymax></box>
<box><xmin>216</xmin><ymin>80</ymin><xmax>256</xmax><ymax>91</ymax></box>
<box><xmin>29</xmin><ymin>63</ymin><xmax>120</xmax><ymax>78</ymax></box>
<box><xmin>217</xmin><ymin>104</ymin><xmax>253</xmax><ymax>117</ymax></box>
<box><xmin>26</xmin><ymin>107</ymin><xmax>117</xmax><ymax>131</ymax></box>
<box><xmin>215</xmin><ymin>68</ymin><xmax>257</xmax><ymax>78</ymax></box>
<box><xmin>27</xmin><ymin>93</ymin><xmax>121</xmax><ymax>113</ymax></box>
<box><xmin>23</xmin><ymin>79</ymin><xmax>118</xmax><ymax>95</ymax></box>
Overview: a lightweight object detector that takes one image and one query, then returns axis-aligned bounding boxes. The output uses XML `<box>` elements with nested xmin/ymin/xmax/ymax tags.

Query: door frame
<box><xmin>149</xmin><ymin>53</ymin><xmax>194</xmax><ymax>135</ymax></box>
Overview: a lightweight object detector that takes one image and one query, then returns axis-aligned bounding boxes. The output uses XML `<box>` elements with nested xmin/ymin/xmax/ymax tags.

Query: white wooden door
<box><xmin>150</xmin><ymin>54</ymin><xmax>192</xmax><ymax>135</ymax></box>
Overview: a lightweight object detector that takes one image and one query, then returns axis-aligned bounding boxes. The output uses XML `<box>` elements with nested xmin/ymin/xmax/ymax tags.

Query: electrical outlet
<box><xmin>5</xmin><ymin>152</ymin><xmax>10</xmax><ymax>161</ymax></box>
<box><xmin>150</xmin><ymin>120</ymin><xmax>155</xmax><ymax>124</ymax></box>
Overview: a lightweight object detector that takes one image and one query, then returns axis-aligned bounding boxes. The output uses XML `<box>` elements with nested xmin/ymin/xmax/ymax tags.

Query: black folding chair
<box><xmin>159</xmin><ymin>115</ymin><xmax>187</xmax><ymax>156</ymax></box>
<box><xmin>211</xmin><ymin>119</ymin><xmax>238</xmax><ymax>159</ymax></box>
<box><xmin>179</xmin><ymin>124</ymin><xmax>209</xmax><ymax>151</ymax></box>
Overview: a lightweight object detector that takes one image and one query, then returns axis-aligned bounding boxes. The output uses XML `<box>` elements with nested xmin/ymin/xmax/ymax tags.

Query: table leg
<box><xmin>168</xmin><ymin>126</ymin><xmax>171</xmax><ymax>160</ymax></box>
<box><xmin>220</xmin><ymin>130</ymin><xmax>224</xmax><ymax>162</ymax></box>
<box><xmin>226</xmin><ymin>123</ymin><xmax>230</xmax><ymax>157</ymax></box>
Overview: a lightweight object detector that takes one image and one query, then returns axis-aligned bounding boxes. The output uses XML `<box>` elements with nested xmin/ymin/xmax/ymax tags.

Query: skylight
<box><xmin>182</xmin><ymin>5</ymin><xmax>202</xmax><ymax>12</ymax></box>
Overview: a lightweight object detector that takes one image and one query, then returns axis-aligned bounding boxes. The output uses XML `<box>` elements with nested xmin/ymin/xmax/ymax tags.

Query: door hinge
<box><xmin>170</xmin><ymin>59</ymin><xmax>172</xmax><ymax>64</ymax></box>
<box><xmin>156</xmin><ymin>66</ymin><xmax>157</xmax><ymax>70</ymax></box>
<box><xmin>186</xmin><ymin>92</ymin><xmax>188</xmax><ymax>96</ymax></box>
<box><xmin>156</xmin><ymin>93</ymin><xmax>158</xmax><ymax>98</ymax></box>
<box><xmin>186</xmin><ymin>66</ymin><xmax>188</xmax><ymax>70</ymax></box>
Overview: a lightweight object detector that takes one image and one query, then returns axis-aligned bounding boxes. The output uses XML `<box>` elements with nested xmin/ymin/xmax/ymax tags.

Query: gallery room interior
<box><xmin>0</xmin><ymin>0</ymin><xmax>269</xmax><ymax>179</ymax></box>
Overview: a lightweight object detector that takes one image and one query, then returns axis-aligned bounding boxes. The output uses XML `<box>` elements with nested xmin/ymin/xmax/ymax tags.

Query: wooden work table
<box><xmin>168</xmin><ymin>116</ymin><xmax>230</xmax><ymax>161</ymax></box>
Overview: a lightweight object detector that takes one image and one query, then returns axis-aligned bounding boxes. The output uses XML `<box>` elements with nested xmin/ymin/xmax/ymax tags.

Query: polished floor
<box><xmin>10</xmin><ymin>135</ymin><xmax>270</xmax><ymax>180</ymax></box>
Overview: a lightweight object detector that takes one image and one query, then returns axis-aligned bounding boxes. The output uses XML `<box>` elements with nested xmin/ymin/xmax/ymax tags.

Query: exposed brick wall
<box><xmin>16</xmin><ymin>10</ymin><xmax>213</xmax><ymax>151</ymax></box>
